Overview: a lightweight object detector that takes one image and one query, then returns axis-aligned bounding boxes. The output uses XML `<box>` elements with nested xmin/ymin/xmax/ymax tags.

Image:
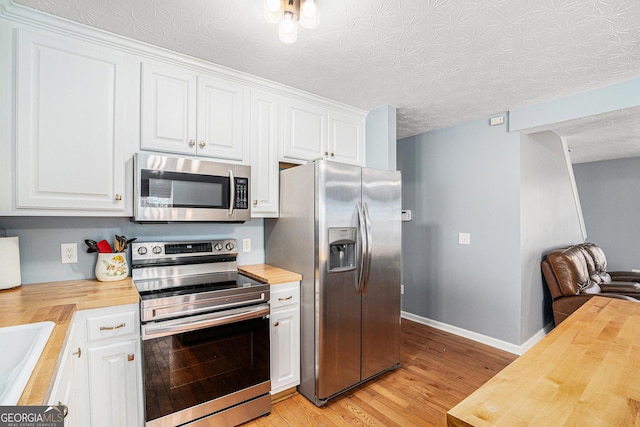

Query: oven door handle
<box><xmin>142</xmin><ymin>304</ymin><xmax>269</xmax><ymax>340</ymax></box>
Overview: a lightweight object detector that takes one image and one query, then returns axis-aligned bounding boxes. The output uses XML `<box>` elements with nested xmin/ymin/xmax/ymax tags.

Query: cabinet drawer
<box><xmin>270</xmin><ymin>282</ymin><xmax>300</xmax><ymax>309</ymax></box>
<box><xmin>86</xmin><ymin>310</ymin><xmax>137</xmax><ymax>342</ymax></box>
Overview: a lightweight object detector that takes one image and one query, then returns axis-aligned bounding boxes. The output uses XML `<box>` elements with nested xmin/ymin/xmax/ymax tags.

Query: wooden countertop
<box><xmin>238</xmin><ymin>264</ymin><xmax>302</xmax><ymax>285</ymax></box>
<box><xmin>0</xmin><ymin>278</ymin><xmax>139</xmax><ymax>406</ymax></box>
<box><xmin>447</xmin><ymin>296</ymin><xmax>640</xmax><ymax>426</ymax></box>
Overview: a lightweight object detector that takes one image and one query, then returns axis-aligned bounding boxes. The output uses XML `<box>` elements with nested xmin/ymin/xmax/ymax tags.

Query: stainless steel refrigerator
<box><xmin>265</xmin><ymin>159</ymin><xmax>401</xmax><ymax>406</ymax></box>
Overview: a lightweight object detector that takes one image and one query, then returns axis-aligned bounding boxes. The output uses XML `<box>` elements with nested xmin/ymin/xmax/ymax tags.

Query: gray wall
<box><xmin>398</xmin><ymin>113</ymin><xmax>522</xmax><ymax>344</ymax></box>
<box><xmin>0</xmin><ymin>217</ymin><xmax>265</xmax><ymax>284</ymax></box>
<box><xmin>520</xmin><ymin>131</ymin><xmax>585</xmax><ymax>338</ymax></box>
<box><xmin>573</xmin><ymin>157</ymin><xmax>640</xmax><ymax>270</ymax></box>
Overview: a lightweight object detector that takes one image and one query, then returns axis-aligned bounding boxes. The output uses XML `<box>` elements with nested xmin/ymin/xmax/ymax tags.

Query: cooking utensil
<box><xmin>96</xmin><ymin>239</ymin><xmax>113</xmax><ymax>253</ymax></box>
<box><xmin>85</xmin><ymin>239</ymin><xmax>98</xmax><ymax>253</ymax></box>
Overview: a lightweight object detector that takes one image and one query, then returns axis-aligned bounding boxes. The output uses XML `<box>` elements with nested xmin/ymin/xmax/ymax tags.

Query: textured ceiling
<box><xmin>553</xmin><ymin>106</ymin><xmax>640</xmax><ymax>164</ymax></box>
<box><xmin>10</xmin><ymin>0</ymin><xmax>640</xmax><ymax>161</ymax></box>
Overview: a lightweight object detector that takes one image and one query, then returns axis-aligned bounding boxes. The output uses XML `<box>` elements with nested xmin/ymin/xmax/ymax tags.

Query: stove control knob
<box><xmin>137</xmin><ymin>246</ymin><xmax>148</xmax><ymax>256</ymax></box>
<box><xmin>152</xmin><ymin>246</ymin><xmax>162</xmax><ymax>255</ymax></box>
<box><xmin>214</xmin><ymin>243</ymin><xmax>223</xmax><ymax>251</ymax></box>
<box><xmin>225</xmin><ymin>242</ymin><xmax>234</xmax><ymax>251</ymax></box>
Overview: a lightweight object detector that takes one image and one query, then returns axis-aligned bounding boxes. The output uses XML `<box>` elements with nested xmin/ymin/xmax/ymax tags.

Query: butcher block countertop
<box><xmin>0</xmin><ymin>278</ymin><xmax>139</xmax><ymax>406</ymax></box>
<box><xmin>238</xmin><ymin>264</ymin><xmax>302</xmax><ymax>284</ymax></box>
<box><xmin>447</xmin><ymin>296</ymin><xmax>640</xmax><ymax>426</ymax></box>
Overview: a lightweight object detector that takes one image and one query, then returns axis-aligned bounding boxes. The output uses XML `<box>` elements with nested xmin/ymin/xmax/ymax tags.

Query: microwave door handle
<box><xmin>228</xmin><ymin>169</ymin><xmax>235</xmax><ymax>216</ymax></box>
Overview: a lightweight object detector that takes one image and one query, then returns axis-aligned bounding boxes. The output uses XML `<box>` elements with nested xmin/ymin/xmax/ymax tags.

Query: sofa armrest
<box><xmin>609</xmin><ymin>271</ymin><xmax>640</xmax><ymax>282</ymax></box>
<box><xmin>600</xmin><ymin>281</ymin><xmax>640</xmax><ymax>294</ymax></box>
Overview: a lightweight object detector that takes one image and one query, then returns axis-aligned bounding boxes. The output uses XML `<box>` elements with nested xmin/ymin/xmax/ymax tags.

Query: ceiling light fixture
<box><xmin>264</xmin><ymin>0</ymin><xmax>319</xmax><ymax>44</ymax></box>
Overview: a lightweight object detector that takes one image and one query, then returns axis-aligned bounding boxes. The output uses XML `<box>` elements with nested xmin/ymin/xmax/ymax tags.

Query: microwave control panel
<box><xmin>234</xmin><ymin>177</ymin><xmax>249</xmax><ymax>209</ymax></box>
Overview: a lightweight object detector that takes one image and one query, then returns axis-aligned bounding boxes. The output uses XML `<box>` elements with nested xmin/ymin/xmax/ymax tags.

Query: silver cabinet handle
<box><xmin>57</xmin><ymin>402</ymin><xmax>68</xmax><ymax>418</ymax></box>
<box><xmin>189</xmin><ymin>139</ymin><xmax>196</xmax><ymax>147</ymax></box>
<box><xmin>72</xmin><ymin>348</ymin><xmax>81</xmax><ymax>358</ymax></box>
<box><xmin>100</xmin><ymin>322</ymin><xmax>126</xmax><ymax>331</ymax></box>
<box><xmin>330</xmin><ymin>152</ymin><xmax>335</xmax><ymax>157</ymax></box>
<box><xmin>128</xmin><ymin>354</ymin><xmax>135</xmax><ymax>362</ymax></box>
<box><xmin>273</xmin><ymin>321</ymin><xmax>279</xmax><ymax>327</ymax></box>
<box><xmin>115</xmin><ymin>194</ymin><xmax>122</xmax><ymax>201</ymax></box>
<box><xmin>253</xmin><ymin>200</ymin><xmax>258</xmax><ymax>205</ymax></box>
<box><xmin>278</xmin><ymin>296</ymin><xmax>293</xmax><ymax>301</ymax></box>
<box><xmin>199</xmin><ymin>140</ymin><xmax>206</xmax><ymax>148</ymax></box>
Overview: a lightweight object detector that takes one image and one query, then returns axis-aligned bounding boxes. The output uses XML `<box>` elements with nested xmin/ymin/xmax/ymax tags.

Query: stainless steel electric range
<box><xmin>131</xmin><ymin>239</ymin><xmax>271</xmax><ymax>427</ymax></box>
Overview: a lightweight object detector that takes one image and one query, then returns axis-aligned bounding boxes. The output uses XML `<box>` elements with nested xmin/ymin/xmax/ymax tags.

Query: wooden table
<box><xmin>447</xmin><ymin>297</ymin><xmax>640</xmax><ymax>426</ymax></box>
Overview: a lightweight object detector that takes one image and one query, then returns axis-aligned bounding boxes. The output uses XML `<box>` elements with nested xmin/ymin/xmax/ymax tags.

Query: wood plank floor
<box><xmin>242</xmin><ymin>319</ymin><xmax>518</xmax><ymax>427</ymax></box>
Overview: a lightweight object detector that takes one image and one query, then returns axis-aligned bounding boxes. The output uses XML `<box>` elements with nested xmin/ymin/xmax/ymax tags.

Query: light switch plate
<box><xmin>242</xmin><ymin>238</ymin><xmax>251</xmax><ymax>253</ymax></box>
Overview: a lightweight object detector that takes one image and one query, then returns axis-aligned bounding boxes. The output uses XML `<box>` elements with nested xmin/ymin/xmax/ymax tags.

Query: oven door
<box><xmin>141</xmin><ymin>304</ymin><xmax>270</xmax><ymax>427</ymax></box>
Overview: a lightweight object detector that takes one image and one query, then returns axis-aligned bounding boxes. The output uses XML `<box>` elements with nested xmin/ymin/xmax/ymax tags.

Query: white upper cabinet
<box><xmin>15</xmin><ymin>28</ymin><xmax>136</xmax><ymax>213</ymax></box>
<box><xmin>282</xmin><ymin>98</ymin><xmax>327</xmax><ymax>161</ymax></box>
<box><xmin>141</xmin><ymin>63</ymin><xmax>197</xmax><ymax>155</ymax></box>
<box><xmin>141</xmin><ymin>62</ymin><xmax>247</xmax><ymax>163</ymax></box>
<box><xmin>197</xmin><ymin>76</ymin><xmax>246</xmax><ymax>161</ymax></box>
<box><xmin>249</xmin><ymin>89</ymin><xmax>281</xmax><ymax>217</ymax></box>
<box><xmin>281</xmin><ymin>98</ymin><xmax>364</xmax><ymax>166</ymax></box>
<box><xmin>328</xmin><ymin>110</ymin><xmax>364</xmax><ymax>165</ymax></box>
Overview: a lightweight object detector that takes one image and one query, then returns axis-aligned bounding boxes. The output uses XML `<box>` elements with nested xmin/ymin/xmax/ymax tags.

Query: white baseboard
<box><xmin>401</xmin><ymin>311</ymin><xmax>553</xmax><ymax>356</ymax></box>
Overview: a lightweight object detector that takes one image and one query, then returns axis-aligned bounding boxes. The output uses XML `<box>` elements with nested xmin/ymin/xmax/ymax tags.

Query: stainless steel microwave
<box><xmin>134</xmin><ymin>153</ymin><xmax>251</xmax><ymax>222</ymax></box>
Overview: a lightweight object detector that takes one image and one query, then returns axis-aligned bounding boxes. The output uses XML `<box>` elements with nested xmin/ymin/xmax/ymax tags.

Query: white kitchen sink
<box><xmin>0</xmin><ymin>321</ymin><xmax>55</xmax><ymax>405</ymax></box>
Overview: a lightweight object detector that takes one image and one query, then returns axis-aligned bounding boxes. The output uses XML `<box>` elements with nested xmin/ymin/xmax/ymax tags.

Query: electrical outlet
<box><xmin>243</xmin><ymin>238</ymin><xmax>251</xmax><ymax>253</ymax></box>
<box><xmin>61</xmin><ymin>243</ymin><xmax>78</xmax><ymax>264</ymax></box>
<box><xmin>458</xmin><ymin>232</ymin><xmax>471</xmax><ymax>245</ymax></box>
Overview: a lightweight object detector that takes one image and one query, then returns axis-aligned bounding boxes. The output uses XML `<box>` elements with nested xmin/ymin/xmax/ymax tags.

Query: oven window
<box><xmin>140</xmin><ymin>169</ymin><xmax>229</xmax><ymax>209</ymax></box>
<box><xmin>143</xmin><ymin>316</ymin><xmax>269</xmax><ymax>422</ymax></box>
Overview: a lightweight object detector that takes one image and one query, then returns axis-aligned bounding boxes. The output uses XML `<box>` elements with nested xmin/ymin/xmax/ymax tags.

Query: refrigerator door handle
<box><xmin>362</xmin><ymin>202</ymin><xmax>373</xmax><ymax>294</ymax></box>
<box><xmin>357</xmin><ymin>201</ymin><xmax>367</xmax><ymax>295</ymax></box>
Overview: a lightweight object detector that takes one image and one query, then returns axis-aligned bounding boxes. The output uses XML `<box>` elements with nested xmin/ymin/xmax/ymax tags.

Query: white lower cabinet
<box><xmin>87</xmin><ymin>341</ymin><xmax>140</xmax><ymax>427</ymax></box>
<box><xmin>48</xmin><ymin>304</ymin><xmax>142</xmax><ymax>427</ymax></box>
<box><xmin>270</xmin><ymin>282</ymin><xmax>300</xmax><ymax>394</ymax></box>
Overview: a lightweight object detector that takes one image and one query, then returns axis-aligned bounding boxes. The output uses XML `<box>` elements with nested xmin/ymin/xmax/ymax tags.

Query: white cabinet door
<box><xmin>270</xmin><ymin>280</ymin><xmax>300</xmax><ymax>395</ymax></box>
<box><xmin>87</xmin><ymin>340</ymin><xmax>140</xmax><ymax>427</ymax></box>
<box><xmin>15</xmin><ymin>29</ymin><xmax>132</xmax><ymax>212</ymax></box>
<box><xmin>282</xmin><ymin>98</ymin><xmax>327</xmax><ymax>161</ymax></box>
<box><xmin>249</xmin><ymin>89</ymin><xmax>280</xmax><ymax>217</ymax></box>
<box><xmin>48</xmin><ymin>325</ymin><xmax>80</xmax><ymax>427</ymax></box>
<box><xmin>328</xmin><ymin>111</ymin><xmax>364</xmax><ymax>166</ymax></box>
<box><xmin>197</xmin><ymin>76</ymin><xmax>245</xmax><ymax>161</ymax></box>
<box><xmin>270</xmin><ymin>306</ymin><xmax>300</xmax><ymax>394</ymax></box>
<box><xmin>141</xmin><ymin>63</ymin><xmax>197</xmax><ymax>155</ymax></box>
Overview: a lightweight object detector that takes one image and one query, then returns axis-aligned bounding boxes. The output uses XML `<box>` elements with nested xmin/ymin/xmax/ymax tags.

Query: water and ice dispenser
<box><xmin>328</xmin><ymin>227</ymin><xmax>356</xmax><ymax>272</ymax></box>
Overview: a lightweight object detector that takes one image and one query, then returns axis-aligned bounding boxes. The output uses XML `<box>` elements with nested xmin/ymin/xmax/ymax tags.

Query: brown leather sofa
<box><xmin>541</xmin><ymin>243</ymin><xmax>640</xmax><ymax>325</ymax></box>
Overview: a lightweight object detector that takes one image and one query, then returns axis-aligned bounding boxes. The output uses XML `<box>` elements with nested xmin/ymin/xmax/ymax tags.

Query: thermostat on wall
<box><xmin>401</xmin><ymin>210</ymin><xmax>412</xmax><ymax>222</ymax></box>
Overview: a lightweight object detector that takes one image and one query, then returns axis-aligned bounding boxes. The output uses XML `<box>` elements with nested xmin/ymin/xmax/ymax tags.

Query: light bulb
<box><xmin>299</xmin><ymin>0</ymin><xmax>319</xmax><ymax>29</ymax></box>
<box><xmin>279</xmin><ymin>11</ymin><xmax>297</xmax><ymax>43</ymax></box>
<box><xmin>264</xmin><ymin>0</ymin><xmax>283</xmax><ymax>23</ymax></box>
<box><xmin>301</xmin><ymin>0</ymin><xmax>316</xmax><ymax>17</ymax></box>
<box><xmin>266</xmin><ymin>0</ymin><xmax>281</xmax><ymax>12</ymax></box>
